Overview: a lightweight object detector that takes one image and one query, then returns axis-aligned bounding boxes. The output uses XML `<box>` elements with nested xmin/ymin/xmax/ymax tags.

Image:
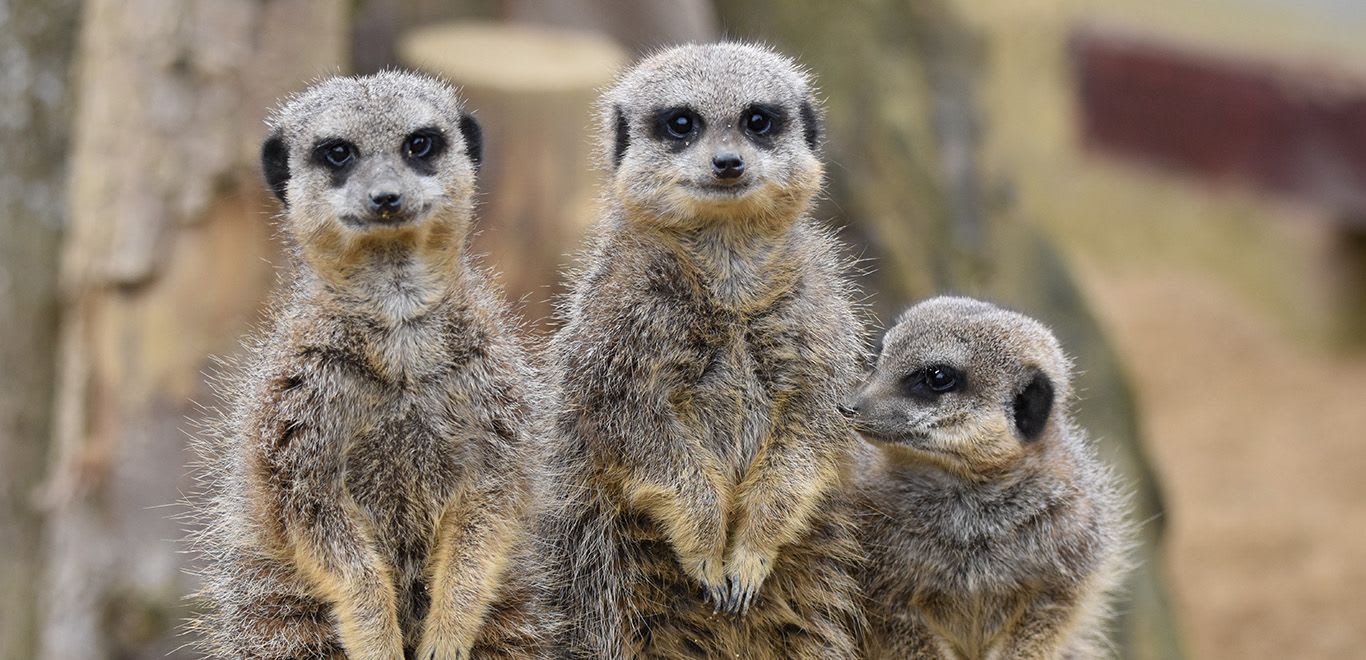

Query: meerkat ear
<box><xmin>612</xmin><ymin>104</ymin><xmax>629</xmax><ymax>169</ymax></box>
<box><xmin>1012</xmin><ymin>371</ymin><xmax>1054</xmax><ymax>442</ymax></box>
<box><xmin>458</xmin><ymin>113</ymin><xmax>483</xmax><ymax>170</ymax></box>
<box><xmin>799</xmin><ymin>100</ymin><xmax>822</xmax><ymax>151</ymax></box>
<box><xmin>261</xmin><ymin>129</ymin><xmax>291</xmax><ymax>207</ymax></box>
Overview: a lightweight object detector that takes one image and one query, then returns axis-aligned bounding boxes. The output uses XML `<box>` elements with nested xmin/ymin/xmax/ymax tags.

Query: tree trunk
<box><xmin>35</xmin><ymin>1</ymin><xmax>348</xmax><ymax>658</ymax></box>
<box><xmin>0</xmin><ymin>2</ymin><xmax>81</xmax><ymax>659</ymax></box>
<box><xmin>716</xmin><ymin>2</ymin><xmax>1185</xmax><ymax>658</ymax></box>
<box><xmin>399</xmin><ymin>21</ymin><xmax>626</xmax><ymax>330</ymax></box>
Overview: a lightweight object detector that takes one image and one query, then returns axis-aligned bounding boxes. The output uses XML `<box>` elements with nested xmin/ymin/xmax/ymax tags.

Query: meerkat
<box><xmin>846</xmin><ymin>296</ymin><xmax>1130</xmax><ymax>659</ymax></box>
<box><xmin>544</xmin><ymin>42</ymin><xmax>867</xmax><ymax>659</ymax></box>
<box><xmin>188</xmin><ymin>71</ymin><xmax>554</xmax><ymax>660</ymax></box>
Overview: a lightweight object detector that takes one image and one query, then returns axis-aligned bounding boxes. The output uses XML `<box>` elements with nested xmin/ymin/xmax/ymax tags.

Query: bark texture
<box><xmin>35</xmin><ymin>2</ymin><xmax>347</xmax><ymax>658</ymax></box>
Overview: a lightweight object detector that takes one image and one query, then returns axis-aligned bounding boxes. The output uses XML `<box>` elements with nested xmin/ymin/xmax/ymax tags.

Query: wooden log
<box><xmin>399</xmin><ymin>22</ymin><xmax>626</xmax><ymax>330</ymax></box>
<box><xmin>0</xmin><ymin>2</ymin><xmax>80</xmax><ymax>659</ymax></box>
<box><xmin>36</xmin><ymin>1</ymin><xmax>347</xmax><ymax>658</ymax></box>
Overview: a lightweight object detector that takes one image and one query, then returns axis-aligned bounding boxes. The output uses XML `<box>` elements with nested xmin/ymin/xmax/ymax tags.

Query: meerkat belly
<box><xmin>687</xmin><ymin>334</ymin><xmax>773</xmax><ymax>478</ymax></box>
<box><xmin>344</xmin><ymin>395</ymin><xmax>466</xmax><ymax>554</ymax></box>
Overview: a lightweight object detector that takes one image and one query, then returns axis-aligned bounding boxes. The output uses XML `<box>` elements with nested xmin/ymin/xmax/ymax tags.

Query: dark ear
<box><xmin>1012</xmin><ymin>371</ymin><xmax>1054</xmax><ymax>442</ymax></box>
<box><xmin>612</xmin><ymin>104</ymin><xmax>629</xmax><ymax>169</ymax></box>
<box><xmin>261</xmin><ymin>130</ymin><xmax>290</xmax><ymax>207</ymax></box>
<box><xmin>458</xmin><ymin>113</ymin><xmax>483</xmax><ymax>170</ymax></box>
<box><xmin>799</xmin><ymin>100</ymin><xmax>822</xmax><ymax>151</ymax></box>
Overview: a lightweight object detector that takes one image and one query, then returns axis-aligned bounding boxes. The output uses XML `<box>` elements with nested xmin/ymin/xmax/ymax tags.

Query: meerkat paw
<box><xmin>415</xmin><ymin>634</ymin><xmax>473</xmax><ymax>660</ymax></box>
<box><xmin>720</xmin><ymin>544</ymin><xmax>775</xmax><ymax>616</ymax></box>
<box><xmin>678</xmin><ymin>552</ymin><xmax>728</xmax><ymax>610</ymax></box>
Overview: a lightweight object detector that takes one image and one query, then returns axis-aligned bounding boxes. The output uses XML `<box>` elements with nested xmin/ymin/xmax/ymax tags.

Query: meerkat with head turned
<box><xmin>545</xmin><ymin>42</ymin><xmax>867</xmax><ymax>658</ymax></box>
<box><xmin>189</xmin><ymin>71</ymin><xmax>554</xmax><ymax>659</ymax></box>
<box><xmin>847</xmin><ymin>296</ymin><xmax>1130</xmax><ymax>659</ymax></box>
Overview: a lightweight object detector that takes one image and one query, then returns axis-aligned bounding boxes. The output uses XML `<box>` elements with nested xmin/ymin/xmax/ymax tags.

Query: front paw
<box><xmin>720</xmin><ymin>544</ymin><xmax>776</xmax><ymax>616</ymax></box>
<box><xmin>678</xmin><ymin>552</ymin><xmax>727</xmax><ymax>610</ymax></box>
<box><xmin>415</xmin><ymin>624</ymin><xmax>474</xmax><ymax>660</ymax></box>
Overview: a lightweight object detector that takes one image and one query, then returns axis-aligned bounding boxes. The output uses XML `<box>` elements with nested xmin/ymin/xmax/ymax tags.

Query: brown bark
<box><xmin>716</xmin><ymin>2</ymin><xmax>1186</xmax><ymax>658</ymax></box>
<box><xmin>0</xmin><ymin>2</ymin><xmax>80</xmax><ymax>659</ymax></box>
<box><xmin>35</xmin><ymin>1</ymin><xmax>348</xmax><ymax>658</ymax></box>
<box><xmin>399</xmin><ymin>21</ymin><xmax>626</xmax><ymax>330</ymax></box>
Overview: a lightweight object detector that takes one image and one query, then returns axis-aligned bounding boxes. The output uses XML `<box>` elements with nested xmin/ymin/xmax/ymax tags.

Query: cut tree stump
<box><xmin>399</xmin><ymin>22</ymin><xmax>626</xmax><ymax>330</ymax></box>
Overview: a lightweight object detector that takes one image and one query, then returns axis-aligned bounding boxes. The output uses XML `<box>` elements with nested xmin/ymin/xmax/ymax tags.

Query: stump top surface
<box><xmin>399</xmin><ymin>22</ymin><xmax>627</xmax><ymax>93</ymax></box>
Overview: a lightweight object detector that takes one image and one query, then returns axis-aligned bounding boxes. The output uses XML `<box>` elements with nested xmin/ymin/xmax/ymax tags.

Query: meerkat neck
<box><xmin>651</xmin><ymin>220</ymin><xmax>801</xmax><ymax>308</ymax></box>
<box><xmin>300</xmin><ymin>224</ymin><xmax>470</xmax><ymax>325</ymax></box>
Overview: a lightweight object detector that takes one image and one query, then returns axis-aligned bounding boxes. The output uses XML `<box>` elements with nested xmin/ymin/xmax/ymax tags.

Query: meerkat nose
<box><xmin>711</xmin><ymin>153</ymin><xmax>745</xmax><ymax>180</ymax></box>
<box><xmin>369</xmin><ymin>191</ymin><xmax>402</xmax><ymax>214</ymax></box>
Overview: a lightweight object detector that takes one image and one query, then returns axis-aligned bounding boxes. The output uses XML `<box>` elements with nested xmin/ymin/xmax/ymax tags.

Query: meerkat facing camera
<box><xmin>545</xmin><ymin>43</ymin><xmax>867</xmax><ymax>658</ymax></box>
<box><xmin>189</xmin><ymin>71</ymin><xmax>553</xmax><ymax>660</ymax></box>
<box><xmin>848</xmin><ymin>296</ymin><xmax>1129</xmax><ymax>659</ymax></box>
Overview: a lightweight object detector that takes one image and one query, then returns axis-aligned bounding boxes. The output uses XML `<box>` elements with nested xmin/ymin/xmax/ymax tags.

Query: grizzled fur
<box><xmin>187</xmin><ymin>71</ymin><xmax>554</xmax><ymax>659</ymax></box>
<box><xmin>544</xmin><ymin>43</ymin><xmax>867</xmax><ymax>659</ymax></box>
<box><xmin>849</xmin><ymin>297</ymin><xmax>1130</xmax><ymax>659</ymax></box>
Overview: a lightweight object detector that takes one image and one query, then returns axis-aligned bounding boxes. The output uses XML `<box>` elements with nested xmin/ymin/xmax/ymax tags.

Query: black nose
<box><xmin>711</xmin><ymin>153</ymin><xmax>745</xmax><ymax>180</ymax></box>
<box><xmin>369</xmin><ymin>191</ymin><xmax>402</xmax><ymax>213</ymax></box>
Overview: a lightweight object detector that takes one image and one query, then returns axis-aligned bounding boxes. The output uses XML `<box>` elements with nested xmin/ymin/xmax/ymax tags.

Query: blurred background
<box><xmin>2</xmin><ymin>0</ymin><xmax>1364</xmax><ymax>658</ymax></box>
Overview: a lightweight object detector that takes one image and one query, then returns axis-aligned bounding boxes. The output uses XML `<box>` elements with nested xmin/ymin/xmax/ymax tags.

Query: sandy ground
<box><xmin>1078</xmin><ymin>267</ymin><xmax>1366</xmax><ymax>659</ymax></box>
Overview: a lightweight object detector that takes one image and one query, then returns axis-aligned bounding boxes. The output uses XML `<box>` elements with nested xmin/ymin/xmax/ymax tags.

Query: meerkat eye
<box><xmin>314</xmin><ymin>139</ymin><xmax>357</xmax><ymax>169</ymax></box>
<box><xmin>655</xmin><ymin>107</ymin><xmax>701</xmax><ymax>141</ymax></box>
<box><xmin>925</xmin><ymin>367</ymin><xmax>959</xmax><ymax>392</ymax></box>
<box><xmin>744</xmin><ymin>107</ymin><xmax>774</xmax><ymax>135</ymax></box>
<box><xmin>403</xmin><ymin>129</ymin><xmax>444</xmax><ymax>160</ymax></box>
<box><xmin>903</xmin><ymin>365</ymin><xmax>962</xmax><ymax>397</ymax></box>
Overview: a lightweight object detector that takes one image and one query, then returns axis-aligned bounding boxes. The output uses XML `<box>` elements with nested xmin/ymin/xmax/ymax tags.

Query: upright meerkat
<box><xmin>545</xmin><ymin>42</ymin><xmax>866</xmax><ymax>658</ymax></box>
<box><xmin>848</xmin><ymin>296</ymin><xmax>1129</xmax><ymax>659</ymax></box>
<box><xmin>189</xmin><ymin>71</ymin><xmax>552</xmax><ymax>660</ymax></box>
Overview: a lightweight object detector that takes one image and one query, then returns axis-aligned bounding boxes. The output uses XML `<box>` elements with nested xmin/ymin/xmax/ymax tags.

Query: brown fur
<box><xmin>849</xmin><ymin>297</ymin><xmax>1130</xmax><ymax>659</ymax></box>
<box><xmin>544</xmin><ymin>43</ymin><xmax>867</xmax><ymax>659</ymax></box>
<box><xmin>187</xmin><ymin>72</ymin><xmax>554</xmax><ymax>659</ymax></box>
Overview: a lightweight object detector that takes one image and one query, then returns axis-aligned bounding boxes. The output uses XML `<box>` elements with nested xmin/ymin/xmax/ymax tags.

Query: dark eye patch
<box><xmin>612</xmin><ymin>105</ymin><xmax>629</xmax><ymax>169</ymax></box>
<box><xmin>740</xmin><ymin>103</ymin><xmax>787</xmax><ymax>149</ymax></box>
<box><xmin>901</xmin><ymin>365</ymin><xmax>964</xmax><ymax>399</ymax></box>
<box><xmin>799</xmin><ymin>100</ymin><xmax>821</xmax><ymax>151</ymax></box>
<box><xmin>311</xmin><ymin>137</ymin><xmax>358</xmax><ymax>188</ymax></box>
<box><xmin>402</xmin><ymin>127</ymin><xmax>447</xmax><ymax>175</ymax></box>
<box><xmin>651</xmin><ymin>106</ymin><xmax>703</xmax><ymax>151</ymax></box>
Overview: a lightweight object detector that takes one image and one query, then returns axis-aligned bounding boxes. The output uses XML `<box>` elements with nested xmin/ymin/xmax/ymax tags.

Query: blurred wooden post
<box><xmin>0</xmin><ymin>2</ymin><xmax>80</xmax><ymax>659</ymax></box>
<box><xmin>399</xmin><ymin>22</ymin><xmax>625</xmax><ymax>329</ymax></box>
<box><xmin>717</xmin><ymin>2</ymin><xmax>1186</xmax><ymax>658</ymax></box>
<box><xmin>35</xmin><ymin>1</ymin><xmax>347</xmax><ymax>658</ymax></box>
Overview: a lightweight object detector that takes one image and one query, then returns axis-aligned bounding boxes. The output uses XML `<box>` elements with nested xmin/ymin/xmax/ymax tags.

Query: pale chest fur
<box><xmin>299</xmin><ymin>310</ymin><xmax>494</xmax><ymax>550</ymax></box>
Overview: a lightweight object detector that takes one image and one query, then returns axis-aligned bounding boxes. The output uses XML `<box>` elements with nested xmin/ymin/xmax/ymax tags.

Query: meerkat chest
<box><xmin>682</xmin><ymin>313</ymin><xmax>807</xmax><ymax>475</ymax></box>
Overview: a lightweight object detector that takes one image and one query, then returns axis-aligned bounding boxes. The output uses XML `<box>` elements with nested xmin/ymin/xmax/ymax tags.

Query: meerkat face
<box><xmin>848</xmin><ymin>297</ymin><xmax>1071</xmax><ymax>475</ymax></box>
<box><xmin>601</xmin><ymin>42</ymin><xmax>825</xmax><ymax>230</ymax></box>
<box><xmin>260</xmin><ymin>71</ymin><xmax>482</xmax><ymax>254</ymax></box>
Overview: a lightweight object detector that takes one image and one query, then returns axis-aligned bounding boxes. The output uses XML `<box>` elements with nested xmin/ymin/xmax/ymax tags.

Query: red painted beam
<box><xmin>1072</xmin><ymin>27</ymin><xmax>1366</xmax><ymax>219</ymax></box>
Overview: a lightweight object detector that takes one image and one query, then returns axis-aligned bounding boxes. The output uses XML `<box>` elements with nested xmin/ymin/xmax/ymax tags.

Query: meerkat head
<box><xmin>600</xmin><ymin>42</ymin><xmax>824</xmax><ymax>231</ymax></box>
<box><xmin>848</xmin><ymin>296</ymin><xmax>1072</xmax><ymax>476</ymax></box>
<box><xmin>261</xmin><ymin>71</ymin><xmax>482</xmax><ymax>272</ymax></box>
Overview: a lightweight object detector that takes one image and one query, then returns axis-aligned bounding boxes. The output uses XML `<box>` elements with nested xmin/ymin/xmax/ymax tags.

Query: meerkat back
<box><xmin>849</xmin><ymin>297</ymin><xmax>1130</xmax><ymax>659</ymax></box>
<box><xmin>187</xmin><ymin>71</ymin><xmax>555</xmax><ymax>660</ymax></box>
<box><xmin>543</xmin><ymin>42</ymin><xmax>867</xmax><ymax>659</ymax></box>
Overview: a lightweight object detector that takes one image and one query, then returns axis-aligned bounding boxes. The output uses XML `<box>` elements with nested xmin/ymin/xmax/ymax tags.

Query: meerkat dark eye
<box><xmin>744</xmin><ymin>108</ymin><xmax>774</xmax><ymax>135</ymax></box>
<box><xmin>403</xmin><ymin>129</ymin><xmax>445</xmax><ymax>161</ymax></box>
<box><xmin>314</xmin><ymin>139</ymin><xmax>357</xmax><ymax>169</ymax></box>
<box><xmin>666</xmin><ymin>111</ymin><xmax>695</xmax><ymax>138</ymax></box>
<box><xmin>925</xmin><ymin>367</ymin><xmax>959</xmax><ymax>392</ymax></box>
<box><xmin>903</xmin><ymin>365</ymin><xmax>963</xmax><ymax>397</ymax></box>
<box><xmin>653</xmin><ymin>107</ymin><xmax>702</xmax><ymax>142</ymax></box>
<box><xmin>405</xmin><ymin>134</ymin><xmax>433</xmax><ymax>159</ymax></box>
